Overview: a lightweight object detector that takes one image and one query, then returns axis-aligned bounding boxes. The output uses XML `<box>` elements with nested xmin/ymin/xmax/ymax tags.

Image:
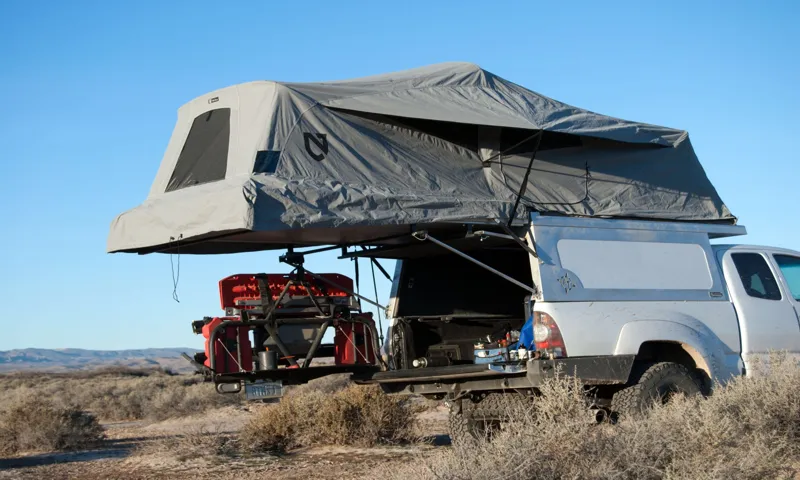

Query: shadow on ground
<box><xmin>0</xmin><ymin>437</ymin><xmax>144</xmax><ymax>470</ymax></box>
<box><xmin>425</xmin><ymin>434</ymin><xmax>451</xmax><ymax>446</ymax></box>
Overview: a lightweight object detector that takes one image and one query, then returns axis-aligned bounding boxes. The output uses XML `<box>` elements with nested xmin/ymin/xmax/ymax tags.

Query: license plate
<box><xmin>245</xmin><ymin>380</ymin><xmax>284</xmax><ymax>400</ymax></box>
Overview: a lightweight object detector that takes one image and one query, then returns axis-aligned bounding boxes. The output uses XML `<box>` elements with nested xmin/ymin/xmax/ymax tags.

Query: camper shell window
<box><xmin>166</xmin><ymin>108</ymin><xmax>231</xmax><ymax>192</ymax></box>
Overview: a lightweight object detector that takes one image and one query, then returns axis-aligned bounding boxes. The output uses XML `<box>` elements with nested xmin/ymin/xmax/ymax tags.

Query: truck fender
<box><xmin>613</xmin><ymin>320</ymin><xmax>728</xmax><ymax>383</ymax></box>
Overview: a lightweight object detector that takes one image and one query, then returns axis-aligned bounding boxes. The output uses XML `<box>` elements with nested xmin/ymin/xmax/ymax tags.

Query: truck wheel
<box><xmin>447</xmin><ymin>393</ymin><xmax>523</xmax><ymax>446</ymax></box>
<box><xmin>611</xmin><ymin>362</ymin><xmax>703</xmax><ymax>417</ymax></box>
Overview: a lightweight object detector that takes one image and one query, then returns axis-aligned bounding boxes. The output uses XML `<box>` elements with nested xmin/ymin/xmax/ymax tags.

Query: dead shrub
<box><xmin>378</xmin><ymin>352</ymin><xmax>800</xmax><ymax>480</ymax></box>
<box><xmin>240</xmin><ymin>389</ymin><xmax>325</xmax><ymax>453</ymax></box>
<box><xmin>312</xmin><ymin>384</ymin><xmax>418</xmax><ymax>446</ymax></box>
<box><xmin>240</xmin><ymin>384</ymin><xmax>417</xmax><ymax>453</ymax></box>
<box><xmin>0</xmin><ymin>398</ymin><xmax>104</xmax><ymax>454</ymax></box>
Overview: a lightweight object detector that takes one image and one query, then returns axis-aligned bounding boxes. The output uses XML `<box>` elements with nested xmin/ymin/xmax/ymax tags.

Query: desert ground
<box><xmin>0</xmin><ymin>369</ymin><xmax>448</xmax><ymax>480</ymax></box>
<box><xmin>1</xmin><ymin>358</ymin><xmax>800</xmax><ymax>480</ymax></box>
<box><xmin>0</xmin><ymin>404</ymin><xmax>450</xmax><ymax>480</ymax></box>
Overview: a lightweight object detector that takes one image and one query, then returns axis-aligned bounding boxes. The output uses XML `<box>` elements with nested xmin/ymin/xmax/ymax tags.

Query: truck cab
<box><xmin>714</xmin><ymin>244</ymin><xmax>800</xmax><ymax>373</ymax></box>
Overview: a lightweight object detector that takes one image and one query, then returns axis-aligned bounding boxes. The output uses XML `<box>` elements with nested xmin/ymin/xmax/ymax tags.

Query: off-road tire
<box><xmin>448</xmin><ymin>393</ymin><xmax>526</xmax><ymax>446</ymax></box>
<box><xmin>611</xmin><ymin>361</ymin><xmax>703</xmax><ymax>418</ymax></box>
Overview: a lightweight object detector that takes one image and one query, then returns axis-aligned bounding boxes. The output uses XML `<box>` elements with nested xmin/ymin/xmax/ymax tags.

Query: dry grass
<box><xmin>0</xmin><ymin>367</ymin><xmax>242</xmax><ymax>422</ymax></box>
<box><xmin>135</xmin><ymin>423</ymin><xmax>241</xmax><ymax>463</ymax></box>
<box><xmin>0</xmin><ymin>398</ymin><xmax>104</xmax><ymax>455</ymax></box>
<box><xmin>378</xmin><ymin>353</ymin><xmax>800</xmax><ymax>480</ymax></box>
<box><xmin>241</xmin><ymin>384</ymin><xmax>419</xmax><ymax>453</ymax></box>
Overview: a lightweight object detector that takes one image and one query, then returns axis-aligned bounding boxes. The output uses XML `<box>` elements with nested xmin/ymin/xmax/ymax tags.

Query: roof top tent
<box><xmin>106</xmin><ymin>62</ymin><xmax>735</xmax><ymax>257</ymax></box>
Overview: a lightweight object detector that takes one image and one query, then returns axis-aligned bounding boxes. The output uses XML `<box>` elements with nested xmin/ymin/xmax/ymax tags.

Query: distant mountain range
<box><xmin>0</xmin><ymin>348</ymin><xmax>202</xmax><ymax>373</ymax></box>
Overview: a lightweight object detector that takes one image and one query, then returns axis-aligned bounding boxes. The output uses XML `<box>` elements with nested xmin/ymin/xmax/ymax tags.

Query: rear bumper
<box><xmin>526</xmin><ymin>355</ymin><xmax>636</xmax><ymax>386</ymax></box>
<box><xmin>368</xmin><ymin>355</ymin><xmax>636</xmax><ymax>395</ymax></box>
<box><xmin>213</xmin><ymin>364</ymin><xmax>380</xmax><ymax>386</ymax></box>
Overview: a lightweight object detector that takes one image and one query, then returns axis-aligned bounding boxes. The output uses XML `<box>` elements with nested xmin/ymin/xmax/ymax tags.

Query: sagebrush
<box><xmin>378</xmin><ymin>353</ymin><xmax>800</xmax><ymax>480</ymax></box>
<box><xmin>0</xmin><ymin>398</ymin><xmax>104</xmax><ymax>454</ymax></box>
<box><xmin>241</xmin><ymin>383</ymin><xmax>418</xmax><ymax>453</ymax></box>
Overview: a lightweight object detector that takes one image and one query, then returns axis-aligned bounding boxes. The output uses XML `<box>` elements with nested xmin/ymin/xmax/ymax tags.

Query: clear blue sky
<box><xmin>0</xmin><ymin>1</ymin><xmax>797</xmax><ymax>351</ymax></box>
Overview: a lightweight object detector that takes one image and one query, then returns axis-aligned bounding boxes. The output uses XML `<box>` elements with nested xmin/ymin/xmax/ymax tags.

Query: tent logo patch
<box><xmin>304</xmin><ymin>133</ymin><xmax>329</xmax><ymax>161</ymax></box>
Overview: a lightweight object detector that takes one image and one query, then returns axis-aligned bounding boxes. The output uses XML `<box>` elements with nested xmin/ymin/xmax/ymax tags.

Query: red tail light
<box><xmin>533</xmin><ymin>312</ymin><xmax>567</xmax><ymax>358</ymax></box>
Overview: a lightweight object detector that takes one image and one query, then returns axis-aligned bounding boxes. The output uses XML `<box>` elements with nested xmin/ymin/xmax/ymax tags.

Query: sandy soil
<box><xmin>0</xmin><ymin>404</ymin><xmax>450</xmax><ymax>479</ymax></box>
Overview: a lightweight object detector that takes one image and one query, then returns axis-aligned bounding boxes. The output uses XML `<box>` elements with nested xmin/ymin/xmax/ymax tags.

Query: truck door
<box><xmin>718</xmin><ymin>249</ymin><xmax>800</xmax><ymax>373</ymax></box>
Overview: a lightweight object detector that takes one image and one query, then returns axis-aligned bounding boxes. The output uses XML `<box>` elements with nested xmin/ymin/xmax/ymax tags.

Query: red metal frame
<box><xmin>197</xmin><ymin>270</ymin><xmax>383</xmax><ymax>387</ymax></box>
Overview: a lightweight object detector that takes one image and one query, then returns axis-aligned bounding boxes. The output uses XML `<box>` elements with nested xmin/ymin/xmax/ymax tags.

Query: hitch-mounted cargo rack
<box><xmin>188</xmin><ymin>252</ymin><xmax>383</xmax><ymax>395</ymax></box>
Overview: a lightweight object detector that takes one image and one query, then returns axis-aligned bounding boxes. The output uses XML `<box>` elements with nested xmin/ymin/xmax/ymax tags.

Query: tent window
<box><xmin>166</xmin><ymin>108</ymin><xmax>231</xmax><ymax>192</ymax></box>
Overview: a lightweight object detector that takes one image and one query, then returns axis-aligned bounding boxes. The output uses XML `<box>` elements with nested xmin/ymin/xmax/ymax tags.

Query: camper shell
<box><xmin>364</xmin><ymin>213</ymin><xmax>748</xmax><ymax>397</ymax></box>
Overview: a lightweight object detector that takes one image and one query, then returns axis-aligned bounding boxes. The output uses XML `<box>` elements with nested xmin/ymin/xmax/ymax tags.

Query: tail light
<box><xmin>533</xmin><ymin>312</ymin><xmax>567</xmax><ymax>358</ymax></box>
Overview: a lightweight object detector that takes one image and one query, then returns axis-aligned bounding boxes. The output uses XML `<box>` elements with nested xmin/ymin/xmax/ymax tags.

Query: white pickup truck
<box><xmin>368</xmin><ymin>213</ymin><xmax>800</xmax><ymax>442</ymax></box>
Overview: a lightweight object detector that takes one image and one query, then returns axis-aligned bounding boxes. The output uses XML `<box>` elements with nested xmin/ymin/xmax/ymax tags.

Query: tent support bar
<box><xmin>297</xmin><ymin>244</ymin><xmax>343</xmax><ymax>255</ymax></box>
<box><xmin>359</xmin><ymin>247</ymin><xmax>392</xmax><ymax>282</ymax></box>
<box><xmin>371</xmin><ymin>258</ymin><xmax>391</xmax><ymax>281</ymax></box>
<box><xmin>412</xmin><ymin>231</ymin><xmax>536</xmax><ymax>294</ymax></box>
<box><xmin>297</xmin><ymin>232</ymin><xmax>414</xmax><ymax>257</ymax></box>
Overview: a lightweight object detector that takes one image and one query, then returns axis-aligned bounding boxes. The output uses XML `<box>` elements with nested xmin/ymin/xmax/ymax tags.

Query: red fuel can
<box><xmin>334</xmin><ymin>315</ymin><xmax>376</xmax><ymax>365</ymax></box>
<box><xmin>202</xmin><ymin>317</ymin><xmax>253</xmax><ymax>374</ymax></box>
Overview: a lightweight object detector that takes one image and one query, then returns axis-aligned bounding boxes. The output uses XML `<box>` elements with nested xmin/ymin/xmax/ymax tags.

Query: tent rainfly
<box><xmin>106</xmin><ymin>62</ymin><xmax>734</xmax><ymax>255</ymax></box>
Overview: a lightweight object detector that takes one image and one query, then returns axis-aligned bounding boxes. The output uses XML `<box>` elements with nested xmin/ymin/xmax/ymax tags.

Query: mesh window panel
<box><xmin>166</xmin><ymin>108</ymin><xmax>231</xmax><ymax>192</ymax></box>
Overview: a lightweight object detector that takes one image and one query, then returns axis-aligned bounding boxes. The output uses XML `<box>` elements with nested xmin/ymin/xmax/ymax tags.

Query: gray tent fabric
<box><xmin>107</xmin><ymin>62</ymin><xmax>734</xmax><ymax>254</ymax></box>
